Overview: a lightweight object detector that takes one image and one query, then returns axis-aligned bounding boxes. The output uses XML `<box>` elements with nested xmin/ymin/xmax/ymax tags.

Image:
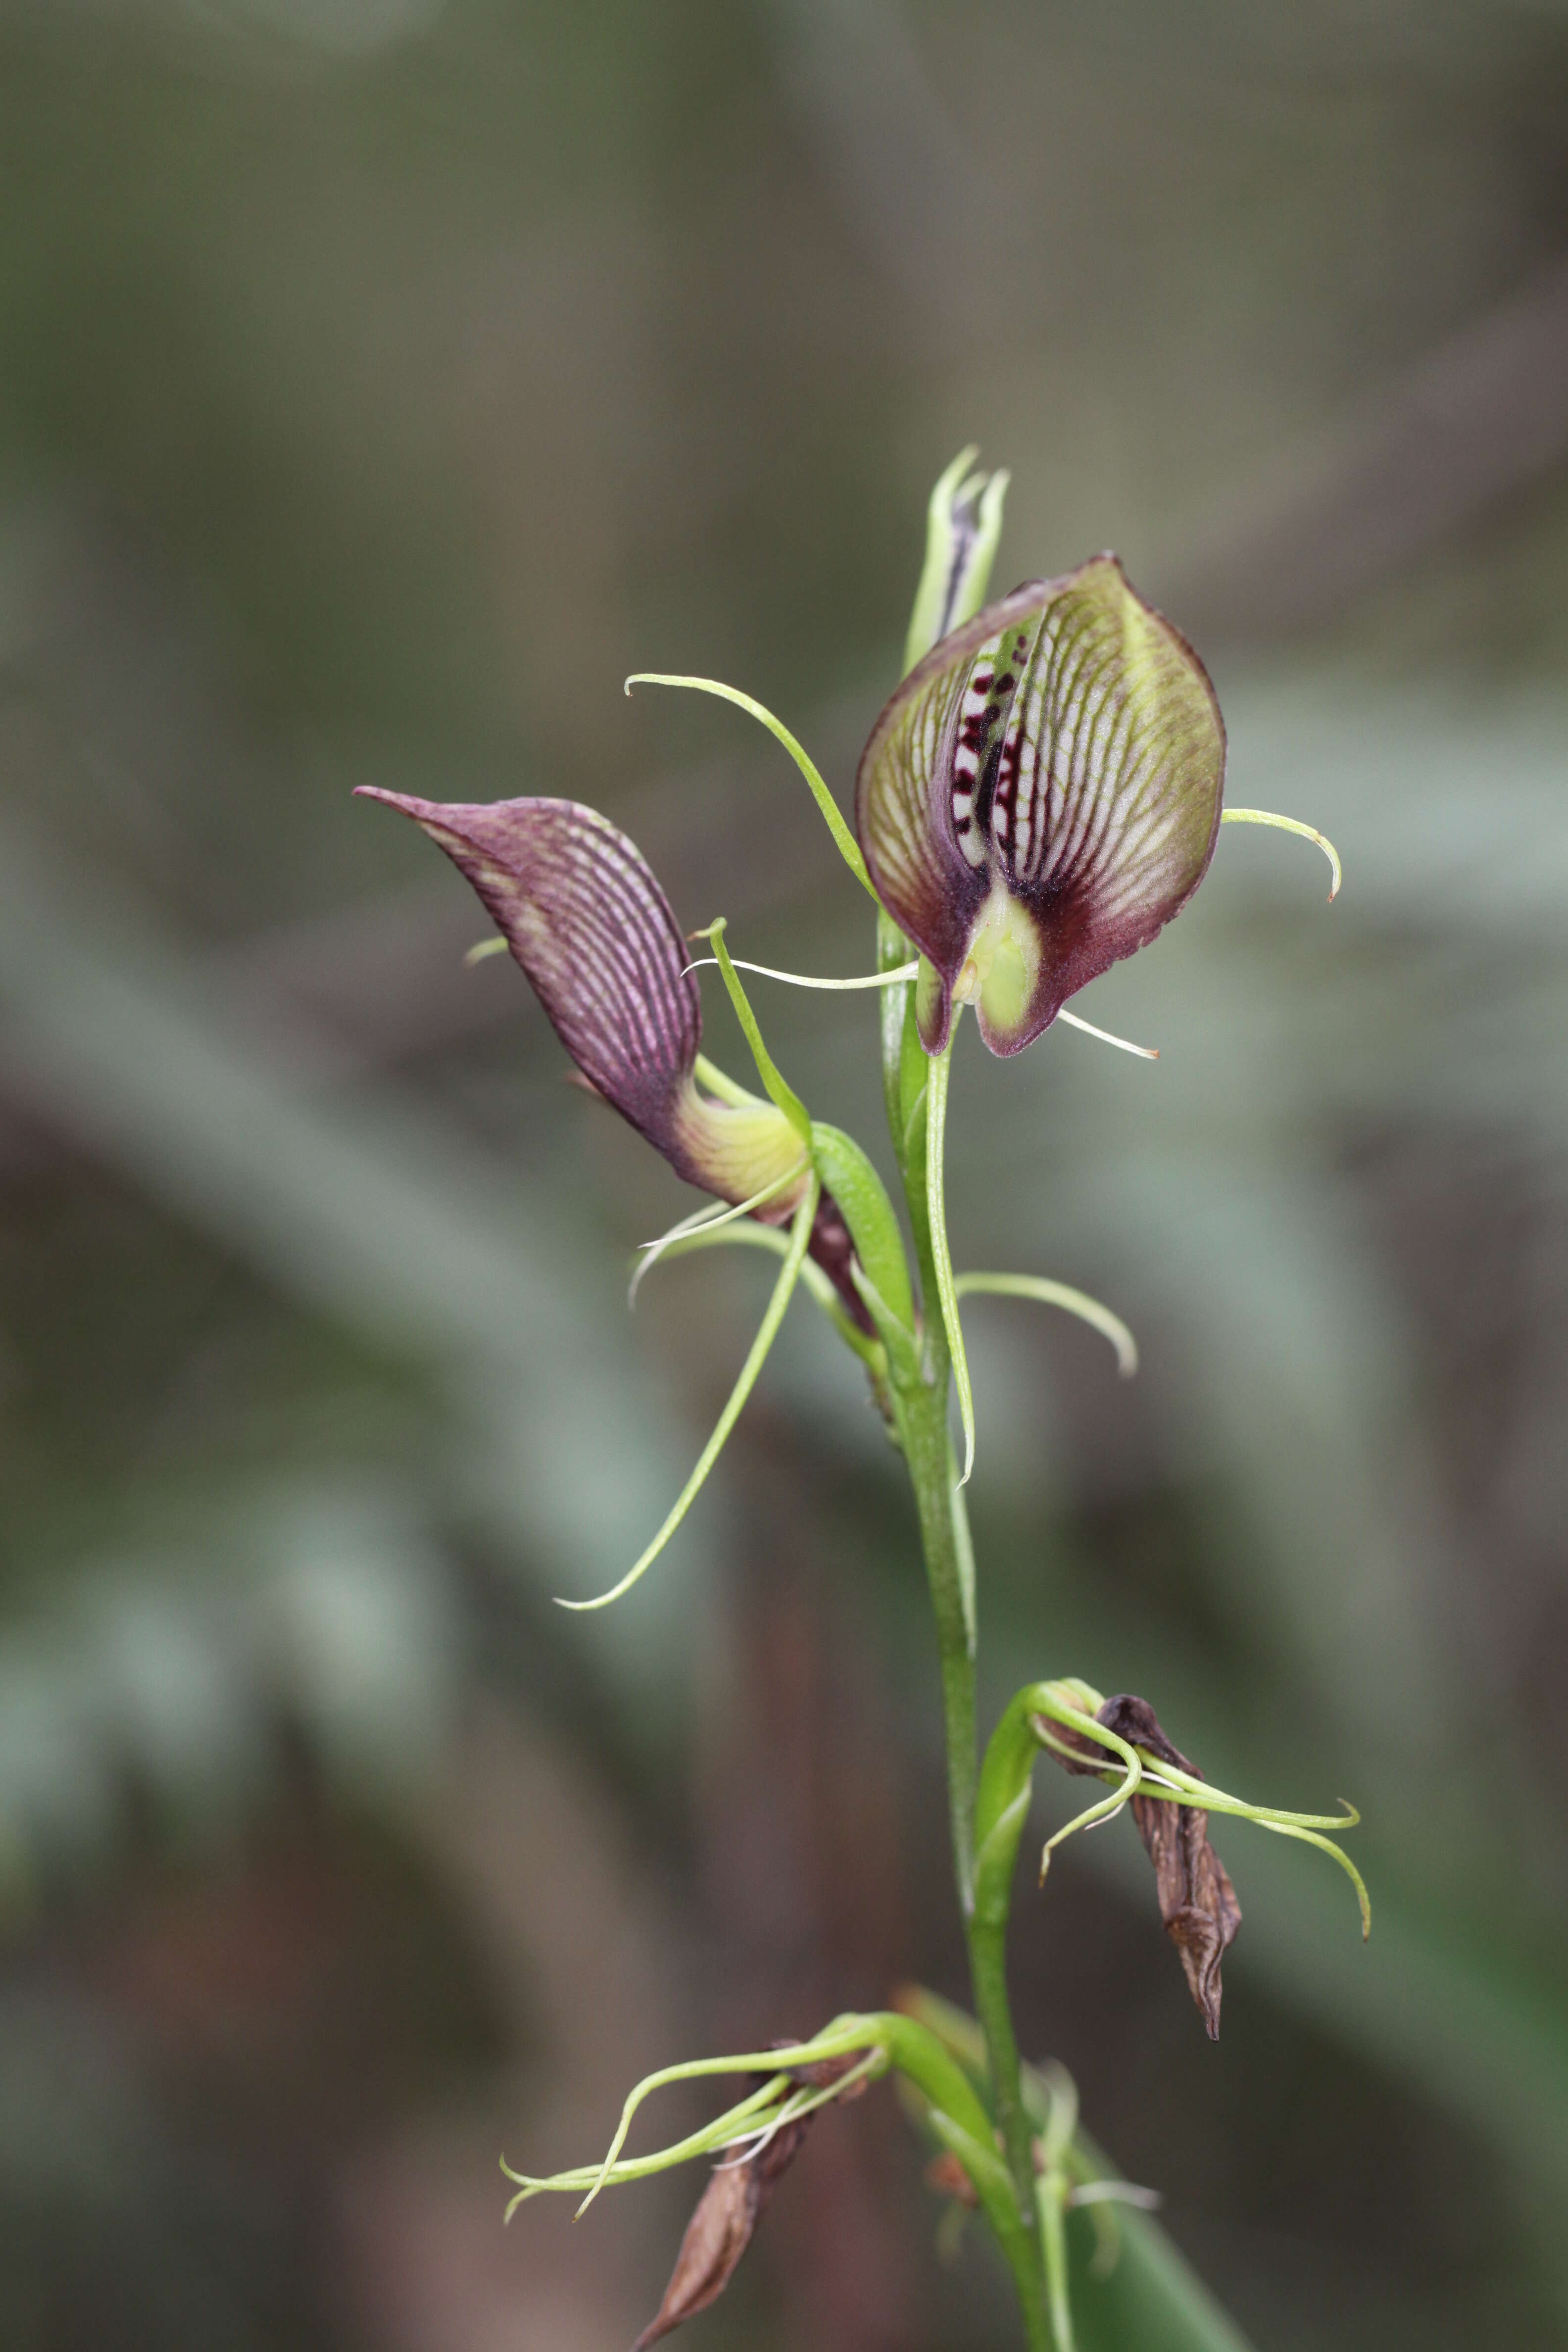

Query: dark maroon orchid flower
<box><xmin>356</xmin><ymin>788</ymin><xmax>872</xmax><ymax>1303</ymax></box>
<box><xmin>856</xmin><ymin>556</ymin><xmax>1227</xmax><ymax>1057</ymax></box>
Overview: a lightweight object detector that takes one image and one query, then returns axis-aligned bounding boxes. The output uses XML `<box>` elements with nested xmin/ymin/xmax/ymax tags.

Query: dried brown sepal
<box><xmin>630</xmin><ymin>2117</ymin><xmax>810</xmax><ymax>2352</ymax></box>
<box><xmin>1054</xmin><ymin>1693</ymin><xmax>1241</xmax><ymax>2041</ymax></box>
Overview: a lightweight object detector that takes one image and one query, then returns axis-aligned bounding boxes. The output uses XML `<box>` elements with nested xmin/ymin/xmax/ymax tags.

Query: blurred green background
<box><xmin>0</xmin><ymin>2</ymin><xmax>1565</xmax><ymax>2346</ymax></box>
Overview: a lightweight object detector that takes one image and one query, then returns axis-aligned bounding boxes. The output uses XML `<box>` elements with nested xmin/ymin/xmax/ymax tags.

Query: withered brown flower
<box><xmin>1054</xmin><ymin>1692</ymin><xmax>1241</xmax><ymax>2040</ymax></box>
<box><xmin>631</xmin><ymin>2052</ymin><xmax>869</xmax><ymax>2350</ymax></box>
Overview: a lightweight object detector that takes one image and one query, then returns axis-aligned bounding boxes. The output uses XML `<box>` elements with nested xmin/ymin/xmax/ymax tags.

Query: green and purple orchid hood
<box><xmin>857</xmin><ymin>556</ymin><xmax>1226</xmax><ymax>1057</ymax></box>
<box><xmin>354</xmin><ymin>788</ymin><xmax>870</xmax><ymax>1327</ymax></box>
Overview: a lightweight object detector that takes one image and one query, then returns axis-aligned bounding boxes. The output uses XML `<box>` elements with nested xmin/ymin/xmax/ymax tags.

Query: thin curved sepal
<box><xmin>577</xmin><ymin>2018</ymin><xmax>876</xmax><ymax>2211</ymax></box>
<box><xmin>696</xmin><ymin>921</ymin><xmax>812</xmax><ymax>1142</ymax></box>
<box><xmin>505</xmin><ymin>2076</ymin><xmax>787</xmax><ymax>2216</ymax></box>
<box><xmin>629</xmin><ymin>1159</ymin><xmax>807</xmax><ymax>1306</ymax></box>
<box><xmin>625</xmin><ymin>672</ymin><xmax>879</xmax><ymax>903</ymax></box>
<box><xmin>1128</xmin><ymin>1759</ymin><xmax>1369</xmax><ymax>1938</ymax></box>
<box><xmin>955</xmin><ymin>1271</ymin><xmax>1139</xmax><ymax>1378</ymax></box>
<box><xmin>686</xmin><ymin>953</ymin><xmax>920</xmax><ymax>992</ymax></box>
<box><xmin>1029</xmin><ymin>1687</ymin><xmax>1146</xmax><ymax>1882</ymax></box>
<box><xmin>904</xmin><ymin>446</ymin><xmax>1011</xmax><ymax>675</ymax></box>
<box><xmin>924</xmin><ymin>1028</ymin><xmax>975</xmax><ymax>1483</ymax></box>
<box><xmin>857</xmin><ymin>558</ymin><xmax>1225</xmax><ymax>1057</ymax></box>
<box><xmin>1221</xmin><ymin>807</ymin><xmax>1342</xmax><ymax>899</ymax></box>
<box><xmin>639</xmin><ymin>1217</ymin><xmax>885</xmax><ymax>1368</ymax></box>
<box><xmin>1034</xmin><ymin>1709</ymin><xmax>1372</xmax><ymax>1940</ymax></box>
<box><xmin>558</xmin><ymin>1175</ymin><xmax>819</xmax><ymax>1611</ymax></box>
<box><xmin>518</xmin><ymin>2007</ymin><xmax>1010</xmax><ymax>2233</ymax></box>
<box><xmin>1056</xmin><ymin>1005</ymin><xmax>1160</xmax><ymax>1059</ymax></box>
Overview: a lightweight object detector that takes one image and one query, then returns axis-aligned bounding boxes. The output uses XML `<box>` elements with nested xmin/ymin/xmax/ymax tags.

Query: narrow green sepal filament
<box><xmin>1221</xmin><ymin>807</ymin><xmax>1343</xmax><ymax>899</ymax></box>
<box><xmin>696</xmin><ymin>920</ymin><xmax>813</xmax><ymax>1142</ymax></box>
<box><xmin>625</xmin><ymin>672</ymin><xmax>878</xmax><ymax>901</ymax></box>
<box><xmin>630</xmin><ymin>1159</ymin><xmax>807</xmax><ymax>1305</ymax></box>
<box><xmin>556</xmin><ymin>1173</ymin><xmax>819</xmax><ymax>1611</ymax></box>
<box><xmin>955</xmin><ymin>1272</ymin><xmax>1138</xmax><ymax>1378</ymax></box>
<box><xmin>503</xmin><ymin>2007</ymin><xmax>1021</xmax><ymax>2253</ymax></box>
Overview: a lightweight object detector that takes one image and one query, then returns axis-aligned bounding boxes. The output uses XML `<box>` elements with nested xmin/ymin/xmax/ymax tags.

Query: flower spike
<box><xmin>857</xmin><ymin>559</ymin><xmax>1225</xmax><ymax>1057</ymax></box>
<box><xmin>1220</xmin><ymin>807</ymin><xmax>1343</xmax><ymax>899</ymax></box>
<box><xmin>559</xmin><ymin>1173</ymin><xmax>820</xmax><ymax>1611</ymax></box>
<box><xmin>625</xmin><ymin>673</ymin><xmax>878</xmax><ymax>903</ymax></box>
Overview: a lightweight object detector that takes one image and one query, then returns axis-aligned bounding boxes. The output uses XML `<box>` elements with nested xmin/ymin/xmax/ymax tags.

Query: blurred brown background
<box><xmin>0</xmin><ymin>3</ymin><xmax>1566</xmax><ymax>2346</ymax></box>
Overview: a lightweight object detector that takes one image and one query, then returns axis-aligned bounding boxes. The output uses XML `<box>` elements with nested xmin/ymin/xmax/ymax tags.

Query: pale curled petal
<box><xmin>857</xmin><ymin>558</ymin><xmax>1225</xmax><ymax>1056</ymax></box>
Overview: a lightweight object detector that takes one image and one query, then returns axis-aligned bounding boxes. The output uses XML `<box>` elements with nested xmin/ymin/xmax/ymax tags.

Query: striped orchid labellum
<box><xmin>857</xmin><ymin>556</ymin><xmax>1226</xmax><ymax>1057</ymax></box>
<box><xmin>354</xmin><ymin>790</ymin><xmax>870</xmax><ymax>1326</ymax></box>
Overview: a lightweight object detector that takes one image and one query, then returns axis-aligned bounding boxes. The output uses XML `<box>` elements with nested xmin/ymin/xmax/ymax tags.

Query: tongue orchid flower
<box><xmin>356</xmin><ymin>785</ymin><xmax>915</xmax><ymax>1606</ymax></box>
<box><xmin>856</xmin><ymin>555</ymin><xmax>1227</xmax><ymax>1059</ymax></box>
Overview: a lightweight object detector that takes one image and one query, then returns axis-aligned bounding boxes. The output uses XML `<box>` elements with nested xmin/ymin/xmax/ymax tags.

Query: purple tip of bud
<box><xmin>356</xmin><ymin>788</ymin><xmax>702</xmax><ymax>1170</ymax></box>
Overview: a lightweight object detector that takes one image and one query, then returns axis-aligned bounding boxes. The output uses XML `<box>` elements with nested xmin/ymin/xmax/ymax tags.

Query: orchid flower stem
<box><xmin>883</xmin><ymin>459</ymin><xmax>1052</xmax><ymax>2348</ymax></box>
<box><xmin>883</xmin><ymin>1000</ymin><xmax>1048</xmax><ymax>2342</ymax></box>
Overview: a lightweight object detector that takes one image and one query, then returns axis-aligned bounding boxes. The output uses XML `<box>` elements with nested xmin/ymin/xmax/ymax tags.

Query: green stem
<box><xmin>883</xmin><ymin>991</ymin><xmax>1048</xmax><ymax>2347</ymax></box>
<box><xmin>896</xmin><ymin>1366</ymin><xmax>978</xmax><ymax>1915</ymax></box>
